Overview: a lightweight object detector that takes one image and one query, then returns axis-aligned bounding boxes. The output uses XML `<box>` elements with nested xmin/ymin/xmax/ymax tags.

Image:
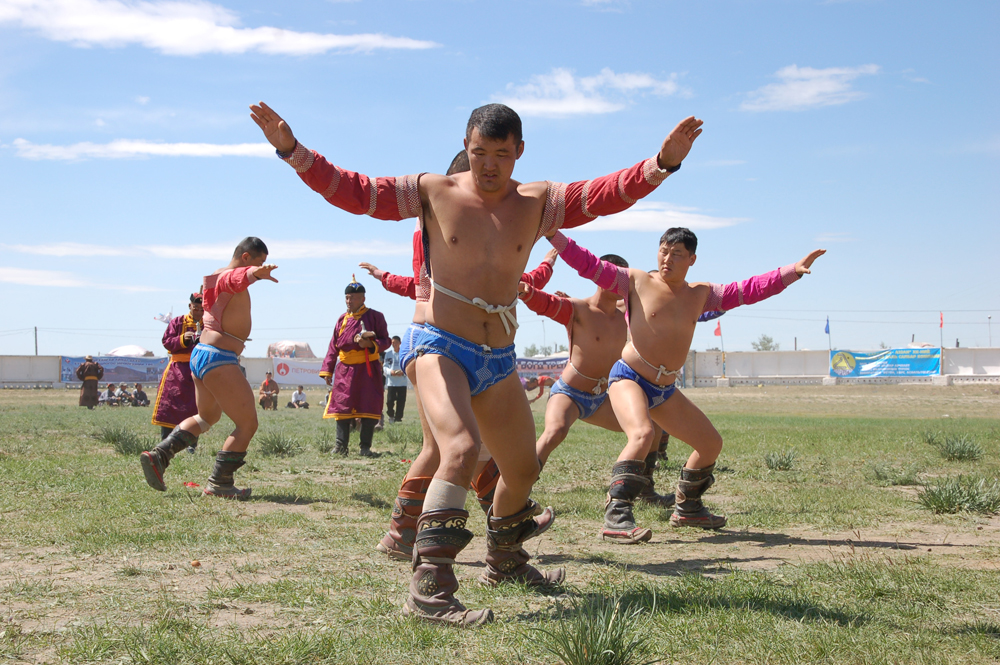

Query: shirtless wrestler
<box><xmin>140</xmin><ymin>237</ymin><xmax>278</xmax><ymax>500</ymax></box>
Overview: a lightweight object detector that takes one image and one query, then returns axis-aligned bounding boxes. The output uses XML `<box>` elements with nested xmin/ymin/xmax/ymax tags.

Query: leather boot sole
<box><xmin>401</xmin><ymin>599</ymin><xmax>493</xmax><ymax>627</ymax></box>
<box><xmin>375</xmin><ymin>539</ymin><xmax>412</xmax><ymax>561</ymax></box>
<box><xmin>139</xmin><ymin>452</ymin><xmax>166</xmax><ymax>492</ymax></box>
<box><xmin>601</xmin><ymin>527</ymin><xmax>653</xmax><ymax>544</ymax></box>
<box><xmin>202</xmin><ymin>486</ymin><xmax>252</xmax><ymax>501</ymax></box>
<box><xmin>669</xmin><ymin>513</ymin><xmax>727</xmax><ymax>529</ymax></box>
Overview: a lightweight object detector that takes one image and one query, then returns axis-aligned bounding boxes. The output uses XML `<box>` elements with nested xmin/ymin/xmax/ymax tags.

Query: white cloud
<box><xmin>13</xmin><ymin>138</ymin><xmax>273</xmax><ymax>160</ymax></box>
<box><xmin>741</xmin><ymin>64</ymin><xmax>879</xmax><ymax>112</ymax></box>
<box><xmin>571</xmin><ymin>201</ymin><xmax>746</xmax><ymax>233</ymax></box>
<box><xmin>2</xmin><ymin>240</ymin><xmax>412</xmax><ymax>260</ymax></box>
<box><xmin>0</xmin><ymin>0</ymin><xmax>437</xmax><ymax>56</ymax></box>
<box><xmin>496</xmin><ymin>67</ymin><xmax>683</xmax><ymax>118</ymax></box>
<box><xmin>0</xmin><ymin>266</ymin><xmax>162</xmax><ymax>291</ymax></box>
<box><xmin>135</xmin><ymin>96</ymin><xmax>150</xmax><ymax>104</ymax></box>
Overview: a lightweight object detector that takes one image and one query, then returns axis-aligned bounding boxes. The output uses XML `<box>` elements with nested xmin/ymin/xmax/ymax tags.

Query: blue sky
<box><xmin>1</xmin><ymin>0</ymin><xmax>997</xmax><ymax>359</ymax></box>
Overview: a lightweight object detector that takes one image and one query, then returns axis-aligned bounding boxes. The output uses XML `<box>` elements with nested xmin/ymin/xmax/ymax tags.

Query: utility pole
<box><xmin>34</xmin><ymin>327</ymin><xmax>38</xmax><ymax>356</ymax></box>
<box><xmin>990</xmin><ymin>316</ymin><xmax>993</xmax><ymax>347</ymax></box>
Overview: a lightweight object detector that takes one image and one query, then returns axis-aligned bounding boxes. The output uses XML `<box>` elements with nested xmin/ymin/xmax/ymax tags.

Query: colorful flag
<box><xmin>940</xmin><ymin>312</ymin><xmax>943</xmax><ymax>328</ymax></box>
<box><xmin>714</xmin><ymin>321</ymin><xmax>722</xmax><ymax>337</ymax></box>
<box><xmin>824</xmin><ymin>316</ymin><xmax>830</xmax><ymax>334</ymax></box>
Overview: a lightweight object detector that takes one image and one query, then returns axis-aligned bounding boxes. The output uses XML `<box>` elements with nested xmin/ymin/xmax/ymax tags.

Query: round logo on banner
<box><xmin>830</xmin><ymin>351</ymin><xmax>856</xmax><ymax>376</ymax></box>
<box><xmin>276</xmin><ymin>363</ymin><xmax>290</xmax><ymax>376</ymax></box>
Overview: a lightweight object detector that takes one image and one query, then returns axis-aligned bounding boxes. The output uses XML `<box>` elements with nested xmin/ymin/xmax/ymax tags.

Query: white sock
<box><xmin>423</xmin><ymin>479</ymin><xmax>468</xmax><ymax>513</ymax></box>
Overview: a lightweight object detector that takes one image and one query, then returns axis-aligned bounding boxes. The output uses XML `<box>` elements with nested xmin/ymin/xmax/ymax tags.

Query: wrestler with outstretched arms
<box><xmin>549</xmin><ymin>227</ymin><xmax>824</xmax><ymax>542</ymax></box>
<box><xmin>251</xmin><ymin>100</ymin><xmax>702</xmax><ymax>626</ymax></box>
<box><xmin>140</xmin><ymin>237</ymin><xmax>278</xmax><ymax>500</ymax></box>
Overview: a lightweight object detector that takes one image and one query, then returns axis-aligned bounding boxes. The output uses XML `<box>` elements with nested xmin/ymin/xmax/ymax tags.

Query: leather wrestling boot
<box><xmin>470</xmin><ymin>458</ymin><xmax>500</xmax><ymax>514</ymax></box>
<box><xmin>601</xmin><ymin>460</ymin><xmax>653</xmax><ymax>544</ymax></box>
<box><xmin>402</xmin><ymin>509</ymin><xmax>493</xmax><ymax>627</ymax></box>
<box><xmin>479</xmin><ymin>500</ymin><xmax>564</xmax><ymax>587</ymax></box>
<box><xmin>140</xmin><ymin>427</ymin><xmax>198</xmax><ymax>491</ymax></box>
<box><xmin>656</xmin><ymin>432</ymin><xmax>670</xmax><ymax>463</ymax></box>
<box><xmin>636</xmin><ymin>450</ymin><xmax>675</xmax><ymax>508</ymax></box>
<box><xmin>202</xmin><ymin>451</ymin><xmax>251</xmax><ymax>501</ymax></box>
<box><xmin>376</xmin><ymin>476</ymin><xmax>432</xmax><ymax>561</ymax></box>
<box><xmin>669</xmin><ymin>463</ymin><xmax>727</xmax><ymax>529</ymax></box>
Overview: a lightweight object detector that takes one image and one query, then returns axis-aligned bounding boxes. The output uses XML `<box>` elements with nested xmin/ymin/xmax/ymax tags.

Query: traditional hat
<box><xmin>85</xmin><ymin>354</ymin><xmax>94</xmax><ymax>361</ymax></box>
<box><xmin>345</xmin><ymin>274</ymin><xmax>366</xmax><ymax>294</ymax></box>
<box><xmin>190</xmin><ymin>291</ymin><xmax>203</xmax><ymax>304</ymax></box>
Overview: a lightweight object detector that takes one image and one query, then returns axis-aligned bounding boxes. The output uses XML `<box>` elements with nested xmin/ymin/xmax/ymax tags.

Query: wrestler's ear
<box><xmin>515</xmin><ymin>141</ymin><xmax>524</xmax><ymax>160</ymax></box>
<box><xmin>689</xmin><ymin>253</ymin><xmax>697</xmax><ymax>266</ymax></box>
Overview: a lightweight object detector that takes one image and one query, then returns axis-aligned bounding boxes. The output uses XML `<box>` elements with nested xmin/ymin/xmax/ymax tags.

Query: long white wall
<box><xmin>3</xmin><ymin>349</ymin><xmax>999</xmax><ymax>387</ymax></box>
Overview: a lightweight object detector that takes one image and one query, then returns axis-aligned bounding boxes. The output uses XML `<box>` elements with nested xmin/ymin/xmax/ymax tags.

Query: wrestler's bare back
<box><xmin>560</xmin><ymin>295</ymin><xmax>628</xmax><ymax>392</ymax></box>
<box><xmin>418</xmin><ymin>170</ymin><xmax>548</xmax><ymax>349</ymax></box>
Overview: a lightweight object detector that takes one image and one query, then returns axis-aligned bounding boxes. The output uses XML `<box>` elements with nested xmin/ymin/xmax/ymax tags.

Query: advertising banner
<box><xmin>515</xmin><ymin>356</ymin><xmax>568</xmax><ymax>381</ymax></box>
<box><xmin>272</xmin><ymin>358</ymin><xmax>327</xmax><ymax>386</ymax></box>
<box><xmin>830</xmin><ymin>348</ymin><xmax>941</xmax><ymax>378</ymax></box>
<box><xmin>61</xmin><ymin>356</ymin><xmax>168</xmax><ymax>385</ymax></box>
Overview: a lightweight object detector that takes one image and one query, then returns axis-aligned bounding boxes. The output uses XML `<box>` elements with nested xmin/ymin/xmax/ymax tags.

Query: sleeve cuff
<box><xmin>779</xmin><ymin>263</ymin><xmax>801</xmax><ymax>287</ymax></box>
<box><xmin>549</xmin><ymin>231</ymin><xmax>569</xmax><ymax>252</ymax></box>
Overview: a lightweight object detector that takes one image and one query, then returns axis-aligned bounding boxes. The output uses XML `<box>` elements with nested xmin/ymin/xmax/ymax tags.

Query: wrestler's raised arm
<box><xmin>700</xmin><ymin>249</ymin><xmax>826</xmax><ymax>313</ymax></box>
<box><xmin>251</xmin><ymin>102</ymin><xmax>422</xmax><ymax>222</ymax></box>
<box><xmin>522</xmin><ymin>248</ymin><xmax>559</xmax><ymax>290</ymax></box>
<box><xmin>537</xmin><ymin>117</ymin><xmax>703</xmax><ymax>237</ymax></box>
<box><xmin>360</xmin><ymin>262</ymin><xmax>416</xmax><ymax>300</ymax></box>
<box><xmin>547</xmin><ymin>231</ymin><xmax>630</xmax><ymax>299</ymax></box>
<box><xmin>517</xmin><ymin>281</ymin><xmax>573</xmax><ymax>326</ymax></box>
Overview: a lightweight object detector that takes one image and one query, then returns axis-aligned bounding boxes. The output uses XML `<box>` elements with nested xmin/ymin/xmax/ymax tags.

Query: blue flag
<box><xmin>824</xmin><ymin>316</ymin><xmax>830</xmax><ymax>334</ymax></box>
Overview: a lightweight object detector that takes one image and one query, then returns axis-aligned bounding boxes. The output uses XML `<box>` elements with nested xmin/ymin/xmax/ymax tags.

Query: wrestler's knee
<box><xmin>438</xmin><ymin>441</ymin><xmax>479</xmax><ymax>478</ymax></box>
<box><xmin>498</xmin><ymin>456</ymin><xmax>540</xmax><ymax>493</ymax></box>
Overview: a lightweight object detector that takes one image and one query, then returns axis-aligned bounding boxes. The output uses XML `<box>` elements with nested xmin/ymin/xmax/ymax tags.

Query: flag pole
<box><xmin>720</xmin><ymin>329</ymin><xmax>726</xmax><ymax>378</ymax></box>
<box><xmin>939</xmin><ymin>312</ymin><xmax>943</xmax><ymax>349</ymax></box>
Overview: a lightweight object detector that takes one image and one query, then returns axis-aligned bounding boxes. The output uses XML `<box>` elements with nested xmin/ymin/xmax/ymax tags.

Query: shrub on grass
<box><xmin>869</xmin><ymin>462</ymin><xmax>923</xmax><ymax>486</ymax></box>
<box><xmin>764</xmin><ymin>449</ymin><xmax>797</xmax><ymax>471</ymax></box>
<box><xmin>932</xmin><ymin>434</ymin><xmax>983</xmax><ymax>462</ymax></box>
<box><xmin>378</xmin><ymin>423</ymin><xmax>423</xmax><ymax>448</ymax></box>
<box><xmin>531</xmin><ymin>594</ymin><xmax>656</xmax><ymax>665</ymax></box>
<box><xmin>315</xmin><ymin>429</ymin><xmax>335</xmax><ymax>454</ymax></box>
<box><xmin>96</xmin><ymin>424</ymin><xmax>151</xmax><ymax>456</ymax></box>
<box><xmin>257</xmin><ymin>429</ymin><xmax>302</xmax><ymax>458</ymax></box>
<box><xmin>917</xmin><ymin>476</ymin><xmax>1000</xmax><ymax>514</ymax></box>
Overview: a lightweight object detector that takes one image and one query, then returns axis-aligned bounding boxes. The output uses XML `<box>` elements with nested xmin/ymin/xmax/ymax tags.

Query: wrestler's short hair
<box><xmin>233</xmin><ymin>236</ymin><xmax>268</xmax><ymax>258</ymax></box>
<box><xmin>600</xmin><ymin>254</ymin><xmax>629</xmax><ymax>269</ymax></box>
<box><xmin>466</xmin><ymin>104</ymin><xmax>522</xmax><ymax>145</ymax></box>
<box><xmin>447</xmin><ymin>150</ymin><xmax>470</xmax><ymax>175</ymax></box>
<box><xmin>391</xmin><ymin>335</ymin><xmax>401</xmax><ymax>342</ymax></box>
<box><xmin>659</xmin><ymin>227</ymin><xmax>697</xmax><ymax>254</ymax></box>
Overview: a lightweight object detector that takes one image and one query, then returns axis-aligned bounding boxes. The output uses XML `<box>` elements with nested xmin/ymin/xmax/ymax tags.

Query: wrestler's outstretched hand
<box><xmin>658</xmin><ymin>116</ymin><xmax>704</xmax><ymax>169</ymax></box>
<box><xmin>543</xmin><ymin>248</ymin><xmax>559</xmax><ymax>265</ymax></box>
<box><xmin>254</xmin><ymin>264</ymin><xmax>279</xmax><ymax>283</ymax></box>
<box><xmin>517</xmin><ymin>281</ymin><xmax>530</xmax><ymax>298</ymax></box>
<box><xmin>795</xmin><ymin>249</ymin><xmax>827</xmax><ymax>276</ymax></box>
<box><xmin>359</xmin><ymin>262</ymin><xmax>385</xmax><ymax>281</ymax></box>
<box><xmin>250</xmin><ymin>102</ymin><xmax>296</xmax><ymax>153</ymax></box>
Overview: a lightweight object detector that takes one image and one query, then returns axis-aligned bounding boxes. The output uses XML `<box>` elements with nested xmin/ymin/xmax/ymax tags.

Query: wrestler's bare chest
<box><xmin>573</xmin><ymin>302</ymin><xmax>627</xmax><ymax>364</ymax></box>
<box><xmin>630</xmin><ymin>276</ymin><xmax>706</xmax><ymax>347</ymax></box>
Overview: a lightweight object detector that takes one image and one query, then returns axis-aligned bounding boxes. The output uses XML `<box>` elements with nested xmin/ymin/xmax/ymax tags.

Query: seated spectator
<box><xmin>132</xmin><ymin>383</ymin><xmax>150</xmax><ymax>407</ymax></box>
<box><xmin>320</xmin><ymin>386</ymin><xmax>332</xmax><ymax>407</ymax></box>
<box><xmin>287</xmin><ymin>386</ymin><xmax>309</xmax><ymax>409</ymax></box>
<box><xmin>99</xmin><ymin>383</ymin><xmax>120</xmax><ymax>406</ymax></box>
<box><xmin>259</xmin><ymin>371</ymin><xmax>280</xmax><ymax>410</ymax></box>
<box><xmin>116</xmin><ymin>384</ymin><xmax>132</xmax><ymax>404</ymax></box>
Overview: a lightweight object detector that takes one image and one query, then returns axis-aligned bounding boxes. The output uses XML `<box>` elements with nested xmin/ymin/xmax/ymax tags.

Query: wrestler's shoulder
<box><xmin>516</xmin><ymin>180</ymin><xmax>550</xmax><ymax>199</ymax></box>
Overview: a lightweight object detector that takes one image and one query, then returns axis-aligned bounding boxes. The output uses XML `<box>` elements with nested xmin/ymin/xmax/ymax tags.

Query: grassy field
<box><xmin>1</xmin><ymin>384</ymin><xmax>1000</xmax><ymax>664</ymax></box>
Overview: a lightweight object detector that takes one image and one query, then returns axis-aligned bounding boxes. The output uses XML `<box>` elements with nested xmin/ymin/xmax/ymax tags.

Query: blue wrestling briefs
<box><xmin>608</xmin><ymin>359</ymin><xmax>677</xmax><ymax>410</ymax></box>
<box><xmin>410</xmin><ymin>324</ymin><xmax>516</xmax><ymax>396</ymax></box>
<box><xmin>550</xmin><ymin>378</ymin><xmax>608</xmax><ymax>420</ymax></box>
<box><xmin>190</xmin><ymin>343</ymin><xmax>240</xmax><ymax>381</ymax></box>
<box><xmin>398</xmin><ymin>322</ymin><xmax>425</xmax><ymax>374</ymax></box>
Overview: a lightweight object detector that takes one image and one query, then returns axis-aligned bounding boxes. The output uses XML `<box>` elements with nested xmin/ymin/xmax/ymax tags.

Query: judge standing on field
<box><xmin>76</xmin><ymin>355</ymin><xmax>104</xmax><ymax>409</ymax></box>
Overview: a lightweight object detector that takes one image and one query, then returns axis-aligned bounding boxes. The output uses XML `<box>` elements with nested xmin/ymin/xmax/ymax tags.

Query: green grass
<box><xmin>95</xmin><ymin>422</ymin><xmax>153</xmax><ymax>456</ymax></box>
<box><xmin>3</xmin><ymin>387</ymin><xmax>1000</xmax><ymax>664</ymax></box>
<box><xmin>917</xmin><ymin>476</ymin><xmax>1000</xmax><ymax>514</ymax></box>
<box><xmin>764</xmin><ymin>449</ymin><xmax>798</xmax><ymax>471</ymax></box>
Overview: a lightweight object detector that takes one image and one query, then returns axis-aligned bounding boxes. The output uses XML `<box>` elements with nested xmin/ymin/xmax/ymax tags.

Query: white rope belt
<box><xmin>432</xmin><ymin>280</ymin><xmax>520</xmax><ymax>337</ymax></box>
<box><xmin>630</xmin><ymin>341</ymin><xmax>681</xmax><ymax>383</ymax></box>
<box><xmin>568</xmin><ymin>359</ymin><xmax>608</xmax><ymax>395</ymax></box>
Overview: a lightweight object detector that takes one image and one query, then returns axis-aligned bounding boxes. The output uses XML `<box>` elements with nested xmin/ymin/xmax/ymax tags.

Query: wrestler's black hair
<box><xmin>391</xmin><ymin>335</ymin><xmax>401</xmax><ymax>342</ymax></box>
<box><xmin>447</xmin><ymin>150</ymin><xmax>470</xmax><ymax>175</ymax></box>
<box><xmin>466</xmin><ymin>104</ymin><xmax>523</xmax><ymax>145</ymax></box>
<box><xmin>659</xmin><ymin>227</ymin><xmax>697</xmax><ymax>254</ymax></box>
<box><xmin>233</xmin><ymin>236</ymin><xmax>268</xmax><ymax>258</ymax></box>
<box><xmin>600</xmin><ymin>254</ymin><xmax>629</xmax><ymax>269</ymax></box>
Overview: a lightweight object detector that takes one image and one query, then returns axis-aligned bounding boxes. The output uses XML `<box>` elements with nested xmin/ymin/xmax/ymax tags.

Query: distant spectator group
<box><xmin>98</xmin><ymin>382</ymin><xmax>150</xmax><ymax>407</ymax></box>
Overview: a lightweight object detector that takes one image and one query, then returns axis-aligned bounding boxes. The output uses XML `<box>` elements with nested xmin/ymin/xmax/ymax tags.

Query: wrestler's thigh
<box><xmin>580</xmin><ymin>397</ymin><xmax>623</xmax><ymax>433</ymax></box>
<box><xmin>193</xmin><ymin>376</ymin><xmax>222</xmax><ymax>424</ymax></box>
<box><xmin>608</xmin><ymin>380</ymin><xmax>656</xmax><ymax>441</ymax></box>
<box><xmin>412</xmin><ymin>354</ymin><xmax>480</xmax><ymax>458</ymax></box>
<box><xmin>648</xmin><ymin>389</ymin><xmax>721</xmax><ymax>455</ymax></box>
<box><xmin>200</xmin><ymin>365</ymin><xmax>257</xmax><ymax>429</ymax></box>
<box><xmin>472</xmin><ymin>373</ymin><xmax>538</xmax><ymax>480</ymax></box>
<box><xmin>543</xmin><ymin>393</ymin><xmax>580</xmax><ymax>433</ymax></box>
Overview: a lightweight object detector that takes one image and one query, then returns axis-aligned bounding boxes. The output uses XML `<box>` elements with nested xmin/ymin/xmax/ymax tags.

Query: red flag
<box><xmin>940</xmin><ymin>312</ymin><xmax>943</xmax><ymax>329</ymax></box>
<box><xmin>714</xmin><ymin>321</ymin><xmax>722</xmax><ymax>336</ymax></box>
